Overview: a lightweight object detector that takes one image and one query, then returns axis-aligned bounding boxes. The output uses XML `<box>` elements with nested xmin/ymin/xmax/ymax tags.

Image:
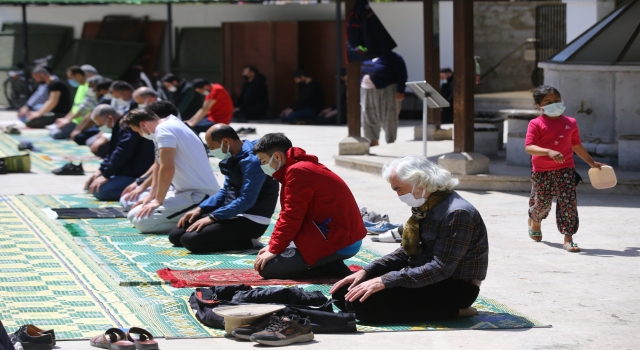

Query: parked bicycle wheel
<box><xmin>3</xmin><ymin>74</ymin><xmax>30</xmax><ymax>109</ymax></box>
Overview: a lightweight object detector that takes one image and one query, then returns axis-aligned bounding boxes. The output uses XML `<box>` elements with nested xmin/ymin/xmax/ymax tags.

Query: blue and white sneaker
<box><xmin>364</xmin><ymin>220</ymin><xmax>400</xmax><ymax>235</ymax></box>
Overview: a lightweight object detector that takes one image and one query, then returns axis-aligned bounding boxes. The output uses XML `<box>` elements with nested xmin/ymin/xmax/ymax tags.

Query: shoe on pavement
<box><xmin>250</xmin><ymin>314</ymin><xmax>314</xmax><ymax>346</ymax></box>
<box><xmin>52</xmin><ymin>161</ymin><xmax>84</xmax><ymax>175</ymax></box>
<box><xmin>10</xmin><ymin>324</ymin><xmax>54</xmax><ymax>350</ymax></box>
<box><xmin>231</xmin><ymin>314</ymin><xmax>280</xmax><ymax>340</ymax></box>
<box><xmin>364</xmin><ymin>220</ymin><xmax>400</xmax><ymax>235</ymax></box>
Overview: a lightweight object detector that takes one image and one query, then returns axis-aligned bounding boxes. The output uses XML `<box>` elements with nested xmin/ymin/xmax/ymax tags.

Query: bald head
<box><xmin>205</xmin><ymin>124</ymin><xmax>241</xmax><ymax>154</ymax></box>
<box><xmin>91</xmin><ymin>104</ymin><xmax>121</xmax><ymax>124</ymax></box>
<box><xmin>133</xmin><ymin>87</ymin><xmax>159</xmax><ymax>105</ymax></box>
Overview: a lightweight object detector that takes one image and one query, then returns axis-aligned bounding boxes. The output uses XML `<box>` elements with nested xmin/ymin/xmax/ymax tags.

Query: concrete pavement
<box><xmin>1</xmin><ymin>111</ymin><xmax>638</xmax><ymax>349</ymax></box>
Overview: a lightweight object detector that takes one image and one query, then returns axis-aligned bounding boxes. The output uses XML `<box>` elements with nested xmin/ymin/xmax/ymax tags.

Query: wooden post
<box><xmin>423</xmin><ymin>0</ymin><xmax>441</xmax><ymax>128</ymax></box>
<box><xmin>345</xmin><ymin>0</ymin><xmax>361</xmax><ymax>138</ymax></box>
<box><xmin>453</xmin><ymin>0</ymin><xmax>474</xmax><ymax>153</ymax></box>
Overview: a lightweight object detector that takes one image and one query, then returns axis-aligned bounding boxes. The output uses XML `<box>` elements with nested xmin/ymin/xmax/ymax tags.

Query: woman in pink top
<box><xmin>525</xmin><ymin>86</ymin><xmax>605</xmax><ymax>252</ymax></box>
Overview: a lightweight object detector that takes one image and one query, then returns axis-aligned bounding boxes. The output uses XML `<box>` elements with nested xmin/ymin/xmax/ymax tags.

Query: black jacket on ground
<box><xmin>236</xmin><ymin>73</ymin><xmax>269</xmax><ymax>119</ymax></box>
<box><xmin>99</xmin><ymin>119</ymin><xmax>155</xmax><ymax>179</ymax></box>
<box><xmin>290</xmin><ymin>79</ymin><xmax>325</xmax><ymax>113</ymax></box>
<box><xmin>171</xmin><ymin>80</ymin><xmax>203</xmax><ymax>120</ymax></box>
<box><xmin>189</xmin><ymin>285</ymin><xmax>357</xmax><ymax>333</ymax></box>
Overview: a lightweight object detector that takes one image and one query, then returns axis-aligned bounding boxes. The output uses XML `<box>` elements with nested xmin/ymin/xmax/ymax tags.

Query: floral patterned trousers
<box><xmin>529</xmin><ymin>167</ymin><xmax>579</xmax><ymax>235</ymax></box>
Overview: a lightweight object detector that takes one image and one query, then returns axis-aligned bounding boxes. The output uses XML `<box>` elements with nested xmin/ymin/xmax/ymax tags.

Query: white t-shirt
<box><xmin>154</xmin><ymin>115</ymin><xmax>219</xmax><ymax>194</ymax></box>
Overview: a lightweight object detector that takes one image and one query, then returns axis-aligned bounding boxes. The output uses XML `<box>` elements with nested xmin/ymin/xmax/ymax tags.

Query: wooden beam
<box><xmin>453</xmin><ymin>0</ymin><xmax>474</xmax><ymax>153</ymax></box>
<box><xmin>345</xmin><ymin>0</ymin><xmax>361</xmax><ymax>138</ymax></box>
<box><xmin>423</xmin><ymin>0</ymin><xmax>441</xmax><ymax>128</ymax></box>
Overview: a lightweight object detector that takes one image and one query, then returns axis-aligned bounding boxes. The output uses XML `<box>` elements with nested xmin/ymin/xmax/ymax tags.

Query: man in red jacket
<box><xmin>253</xmin><ymin>133</ymin><xmax>366</xmax><ymax>279</ymax></box>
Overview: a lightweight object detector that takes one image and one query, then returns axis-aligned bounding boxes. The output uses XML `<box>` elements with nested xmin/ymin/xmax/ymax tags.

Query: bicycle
<box><xmin>2</xmin><ymin>55</ymin><xmax>53</xmax><ymax>109</ymax></box>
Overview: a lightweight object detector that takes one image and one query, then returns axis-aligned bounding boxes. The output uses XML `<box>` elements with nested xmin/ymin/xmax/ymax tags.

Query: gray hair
<box><xmin>382</xmin><ymin>156</ymin><xmax>459</xmax><ymax>192</ymax></box>
<box><xmin>134</xmin><ymin>86</ymin><xmax>158</xmax><ymax>99</ymax></box>
<box><xmin>91</xmin><ymin>105</ymin><xmax>120</xmax><ymax>123</ymax></box>
<box><xmin>86</xmin><ymin>75</ymin><xmax>104</xmax><ymax>85</ymax></box>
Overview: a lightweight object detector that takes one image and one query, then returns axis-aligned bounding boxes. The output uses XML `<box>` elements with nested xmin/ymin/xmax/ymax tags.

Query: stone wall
<box><xmin>540</xmin><ymin>62</ymin><xmax>640</xmax><ymax>145</ymax></box>
<box><xmin>474</xmin><ymin>2</ymin><xmax>549</xmax><ymax>94</ymax></box>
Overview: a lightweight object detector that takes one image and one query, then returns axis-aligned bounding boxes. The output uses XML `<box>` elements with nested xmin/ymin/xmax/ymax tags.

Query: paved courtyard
<box><xmin>1</xmin><ymin>111</ymin><xmax>639</xmax><ymax>349</ymax></box>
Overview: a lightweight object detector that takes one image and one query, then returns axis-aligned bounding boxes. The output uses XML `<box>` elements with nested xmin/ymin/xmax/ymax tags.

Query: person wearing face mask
<box><xmin>84</xmin><ymin>105</ymin><xmax>155</xmax><ymax>201</ymax></box>
<box><xmin>439</xmin><ymin>67</ymin><xmax>454</xmax><ymax>124</ymax></box>
<box><xmin>233</xmin><ymin>65</ymin><xmax>270</xmax><ymax>122</ymax></box>
<box><xmin>330</xmin><ymin>156</ymin><xmax>488</xmax><ymax>324</ymax></box>
<box><xmin>168</xmin><ymin>124</ymin><xmax>279</xmax><ymax>253</ymax></box>
<box><xmin>133</xmin><ymin>87</ymin><xmax>161</xmax><ymax>110</ymax></box>
<box><xmin>525</xmin><ymin>86</ymin><xmax>606</xmax><ymax>253</ymax></box>
<box><xmin>162</xmin><ymin>74</ymin><xmax>202</xmax><ymax>120</ymax></box>
<box><xmin>49</xmin><ymin>66</ymin><xmax>91</xmax><ymax>139</ymax></box>
<box><xmin>252</xmin><ymin>133</ymin><xmax>366</xmax><ymax>280</ymax></box>
<box><xmin>72</xmin><ymin>78</ymin><xmax>114</xmax><ymax>146</ymax></box>
<box><xmin>280</xmin><ymin>69</ymin><xmax>325</xmax><ymax>124</ymax></box>
<box><xmin>188</xmin><ymin>78</ymin><xmax>234</xmax><ymax>134</ymax></box>
<box><xmin>120</xmin><ymin>109</ymin><xmax>220</xmax><ymax>234</ymax></box>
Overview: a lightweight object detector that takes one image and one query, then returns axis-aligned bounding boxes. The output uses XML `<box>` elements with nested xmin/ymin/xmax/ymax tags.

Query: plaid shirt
<box><xmin>364</xmin><ymin>192</ymin><xmax>488</xmax><ymax>288</ymax></box>
<box><xmin>26</xmin><ymin>83</ymin><xmax>49</xmax><ymax>108</ymax></box>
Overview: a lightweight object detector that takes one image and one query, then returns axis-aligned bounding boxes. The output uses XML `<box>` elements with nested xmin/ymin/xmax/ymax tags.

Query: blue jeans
<box><xmin>89</xmin><ymin>175</ymin><xmax>137</xmax><ymax>201</ymax></box>
<box><xmin>74</xmin><ymin>125</ymin><xmax>100</xmax><ymax>145</ymax></box>
<box><xmin>190</xmin><ymin>118</ymin><xmax>215</xmax><ymax>134</ymax></box>
<box><xmin>283</xmin><ymin>107</ymin><xmax>317</xmax><ymax>124</ymax></box>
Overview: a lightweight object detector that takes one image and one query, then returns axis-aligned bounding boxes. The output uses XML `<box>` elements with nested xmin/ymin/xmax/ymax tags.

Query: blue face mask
<box><xmin>261</xmin><ymin>154</ymin><xmax>281</xmax><ymax>177</ymax></box>
<box><xmin>541</xmin><ymin>101</ymin><xmax>565</xmax><ymax>117</ymax></box>
<box><xmin>209</xmin><ymin>141</ymin><xmax>231</xmax><ymax>160</ymax></box>
<box><xmin>68</xmin><ymin>79</ymin><xmax>80</xmax><ymax>88</ymax></box>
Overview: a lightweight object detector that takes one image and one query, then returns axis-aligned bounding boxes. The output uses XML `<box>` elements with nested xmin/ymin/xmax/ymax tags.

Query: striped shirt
<box><xmin>364</xmin><ymin>192</ymin><xmax>489</xmax><ymax>289</ymax></box>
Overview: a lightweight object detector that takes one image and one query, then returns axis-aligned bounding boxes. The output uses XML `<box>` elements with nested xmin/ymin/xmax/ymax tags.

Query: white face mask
<box><xmin>398</xmin><ymin>187</ymin><xmax>426</xmax><ymax>207</ymax></box>
<box><xmin>440</xmin><ymin>79</ymin><xmax>447</xmax><ymax>85</ymax></box>
<box><xmin>167</xmin><ymin>85</ymin><xmax>177</xmax><ymax>93</ymax></box>
<box><xmin>541</xmin><ymin>101</ymin><xmax>565</xmax><ymax>117</ymax></box>
<box><xmin>138</xmin><ymin>103</ymin><xmax>147</xmax><ymax>109</ymax></box>
<box><xmin>210</xmin><ymin>141</ymin><xmax>231</xmax><ymax>160</ymax></box>
<box><xmin>104</xmin><ymin>93</ymin><xmax>114</xmax><ymax>100</ymax></box>
<box><xmin>261</xmin><ymin>153</ymin><xmax>281</xmax><ymax>177</ymax></box>
<box><xmin>141</xmin><ymin>123</ymin><xmax>155</xmax><ymax>141</ymax></box>
<box><xmin>202</xmin><ymin>90</ymin><xmax>210</xmax><ymax>96</ymax></box>
<box><xmin>86</xmin><ymin>89</ymin><xmax>96</xmax><ymax>98</ymax></box>
<box><xmin>98</xmin><ymin>118</ymin><xmax>113</xmax><ymax>134</ymax></box>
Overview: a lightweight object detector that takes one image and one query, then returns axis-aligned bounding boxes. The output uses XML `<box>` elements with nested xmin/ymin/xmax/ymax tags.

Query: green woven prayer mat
<box><xmin>8</xmin><ymin>194</ymin><xmax>550</xmax><ymax>338</ymax></box>
<box><xmin>10</xmin><ymin>130</ymin><xmax>102</xmax><ymax>173</ymax></box>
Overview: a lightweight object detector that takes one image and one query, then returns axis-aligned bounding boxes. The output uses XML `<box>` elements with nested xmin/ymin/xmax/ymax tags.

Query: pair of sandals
<box><xmin>371</xmin><ymin>227</ymin><xmax>402</xmax><ymax>243</ymax></box>
<box><xmin>90</xmin><ymin>327</ymin><xmax>158</xmax><ymax>350</ymax></box>
<box><xmin>528</xmin><ymin>220</ymin><xmax>580</xmax><ymax>253</ymax></box>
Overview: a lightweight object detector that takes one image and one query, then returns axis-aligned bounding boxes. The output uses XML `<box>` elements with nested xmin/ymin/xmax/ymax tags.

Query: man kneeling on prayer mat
<box><xmin>252</xmin><ymin>133</ymin><xmax>366</xmax><ymax>279</ymax></box>
<box><xmin>169</xmin><ymin>124</ymin><xmax>279</xmax><ymax>253</ymax></box>
<box><xmin>330</xmin><ymin>156</ymin><xmax>488</xmax><ymax>323</ymax></box>
<box><xmin>120</xmin><ymin>108</ymin><xmax>220</xmax><ymax>233</ymax></box>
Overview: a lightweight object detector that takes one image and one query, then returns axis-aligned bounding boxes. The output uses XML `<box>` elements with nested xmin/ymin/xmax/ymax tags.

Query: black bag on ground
<box><xmin>188</xmin><ymin>285</ymin><xmax>357</xmax><ymax>333</ymax></box>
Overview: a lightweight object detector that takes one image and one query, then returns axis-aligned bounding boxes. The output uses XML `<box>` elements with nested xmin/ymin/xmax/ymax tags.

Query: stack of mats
<box><xmin>0</xmin><ymin>194</ymin><xmax>550</xmax><ymax>340</ymax></box>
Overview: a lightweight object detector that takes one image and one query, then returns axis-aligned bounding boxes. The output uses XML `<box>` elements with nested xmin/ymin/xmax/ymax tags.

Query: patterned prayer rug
<box><xmin>156</xmin><ymin>266</ymin><xmax>364</xmax><ymax>288</ymax></box>
<box><xmin>10</xmin><ymin>131</ymin><xmax>102</xmax><ymax>173</ymax></box>
<box><xmin>3</xmin><ymin>194</ymin><xmax>550</xmax><ymax>339</ymax></box>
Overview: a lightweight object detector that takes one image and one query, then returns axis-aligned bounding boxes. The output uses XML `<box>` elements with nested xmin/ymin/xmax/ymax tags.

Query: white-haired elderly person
<box><xmin>330</xmin><ymin>156</ymin><xmax>489</xmax><ymax>323</ymax></box>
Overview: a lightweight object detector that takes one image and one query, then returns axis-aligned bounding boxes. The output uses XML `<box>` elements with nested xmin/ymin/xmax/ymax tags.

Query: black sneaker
<box><xmin>231</xmin><ymin>314</ymin><xmax>280</xmax><ymax>340</ymax></box>
<box><xmin>250</xmin><ymin>314</ymin><xmax>314</xmax><ymax>346</ymax></box>
<box><xmin>52</xmin><ymin>161</ymin><xmax>84</xmax><ymax>175</ymax></box>
<box><xmin>18</xmin><ymin>141</ymin><xmax>34</xmax><ymax>151</ymax></box>
<box><xmin>0</xmin><ymin>158</ymin><xmax>7</xmax><ymax>175</ymax></box>
<box><xmin>10</xmin><ymin>325</ymin><xmax>54</xmax><ymax>350</ymax></box>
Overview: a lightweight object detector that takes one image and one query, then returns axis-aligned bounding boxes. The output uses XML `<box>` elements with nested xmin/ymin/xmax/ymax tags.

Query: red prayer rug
<box><xmin>157</xmin><ymin>266</ymin><xmax>363</xmax><ymax>288</ymax></box>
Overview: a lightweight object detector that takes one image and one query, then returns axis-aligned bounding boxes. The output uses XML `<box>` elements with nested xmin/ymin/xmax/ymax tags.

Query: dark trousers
<box><xmin>168</xmin><ymin>216</ymin><xmax>268</xmax><ymax>253</ymax></box>
<box><xmin>332</xmin><ymin>278</ymin><xmax>480</xmax><ymax>324</ymax></box>
<box><xmin>0</xmin><ymin>319</ymin><xmax>15</xmax><ymax>350</ymax></box>
<box><xmin>21</xmin><ymin>113</ymin><xmax>64</xmax><ymax>128</ymax></box>
<box><xmin>282</xmin><ymin>107</ymin><xmax>317</xmax><ymax>124</ymax></box>
<box><xmin>259</xmin><ymin>248</ymin><xmax>354</xmax><ymax>280</ymax></box>
<box><xmin>189</xmin><ymin>118</ymin><xmax>215</xmax><ymax>134</ymax></box>
<box><xmin>73</xmin><ymin>126</ymin><xmax>100</xmax><ymax>145</ymax></box>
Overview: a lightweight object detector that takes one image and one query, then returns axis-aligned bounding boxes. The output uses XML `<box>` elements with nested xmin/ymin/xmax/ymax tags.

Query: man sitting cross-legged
<box><xmin>168</xmin><ymin>124</ymin><xmax>279</xmax><ymax>253</ymax></box>
<box><xmin>84</xmin><ymin>105</ymin><xmax>155</xmax><ymax>201</ymax></box>
<box><xmin>120</xmin><ymin>109</ymin><xmax>220</xmax><ymax>234</ymax></box>
<box><xmin>252</xmin><ymin>133</ymin><xmax>366</xmax><ymax>279</ymax></box>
